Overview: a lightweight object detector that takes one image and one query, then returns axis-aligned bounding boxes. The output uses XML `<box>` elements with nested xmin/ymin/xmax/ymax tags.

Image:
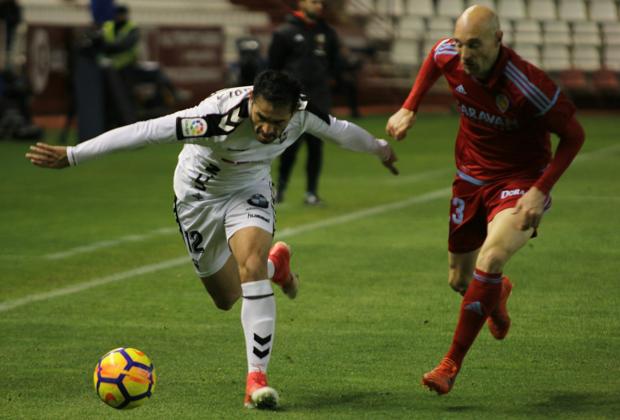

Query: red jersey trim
<box><xmin>457</xmin><ymin>169</ymin><xmax>487</xmax><ymax>186</ymax></box>
<box><xmin>433</xmin><ymin>38</ymin><xmax>458</xmax><ymax>62</ymax></box>
<box><xmin>504</xmin><ymin>61</ymin><xmax>561</xmax><ymax>116</ymax></box>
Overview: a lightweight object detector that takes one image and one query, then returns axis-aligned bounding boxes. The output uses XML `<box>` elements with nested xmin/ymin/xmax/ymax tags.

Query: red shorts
<box><xmin>448</xmin><ymin>175</ymin><xmax>551</xmax><ymax>253</ymax></box>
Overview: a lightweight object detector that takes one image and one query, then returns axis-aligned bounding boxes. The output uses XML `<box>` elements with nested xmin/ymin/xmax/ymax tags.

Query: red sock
<box><xmin>490</xmin><ymin>276</ymin><xmax>508</xmax><ymax>318</ymax></box>
<box><xmin>446</xmin><ymin>269</ymin><xmax>503</xmax><ymax>366</ymax></box>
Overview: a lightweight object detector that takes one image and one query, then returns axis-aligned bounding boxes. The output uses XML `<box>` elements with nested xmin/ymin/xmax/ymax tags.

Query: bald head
<box><xmin>453</xmin><ymin>5</ymin><xmax>502</xmax><ymax>79</ymax></box>
<box><xmin>456</xmin><ymin>5</ymin><xmax>499</xmax><ymax>36</ymax></box>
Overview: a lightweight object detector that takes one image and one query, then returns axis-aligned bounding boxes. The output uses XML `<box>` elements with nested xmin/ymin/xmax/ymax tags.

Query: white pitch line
<box><xmin>36</xmin><ymin>143</ymin><xmax>620</xmax><ymax>261</ymax></box>
<box><xmin>40</xmin><ymin>167</ymin><xmax>452</xmax><ymax>260</ymax></box>
<box><xmin>0</xmin><ymin>257</ymin><xmax>188</xmax><ymax>312</ymax></box>
<box><xmin>3</xmin><ymin>142</ymin><xmax>616</xmax><ymax>313</ymax></box>
<box><xmin>44</xmin><ymin>227</ymin><xmax>178</xmax><ymax>260</ymax></box>
<box><xmin>0</xmin><ymin>187</ymin><xmax>450</xmax><ymax>313</ymax></box>
<box><xmin>276</xmin><ymin>188</ymin><xmax>450</xmax><ymax>239</ymax></box>
<box><xmin>383</xmin><ymin>168</ymin><xmax>452</xmax><ymax>185</ymax></box>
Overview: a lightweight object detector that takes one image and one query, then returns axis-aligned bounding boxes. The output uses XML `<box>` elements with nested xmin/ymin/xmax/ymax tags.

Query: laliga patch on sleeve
<box><xmin>178</xmin><ymin>117</ymin><xmax>208</xmax><ymax>138</ymax></box>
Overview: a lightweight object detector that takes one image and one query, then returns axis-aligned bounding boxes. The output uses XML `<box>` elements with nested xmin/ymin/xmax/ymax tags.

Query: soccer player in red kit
<box><xmin>386</xmin><ymin>5</ymin><xmax>585</xmax><ymax>395</ymax></box>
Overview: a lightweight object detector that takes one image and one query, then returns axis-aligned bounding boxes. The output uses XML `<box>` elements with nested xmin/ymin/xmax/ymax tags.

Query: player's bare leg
<box><xmin>200</xmin><ymin>257</ymin><xmax>242</xmax><ymax>310</ymax></box>
<box><xmin>424</xmin><ymin>208</ymin><xmax>533</xmax><ymax>395</ymax></box>
<box><xmin>477</xmin><ymin>208</ymin><xmax>533</xmax><ymax>272</ymax></box>
<box><xmin>201</xmin><ymin>242</ymin><xmax>298</xmax><ymax>307</ymax></box>
<box><xmin>448</xmin><ymin>249</ymin><xmax>479</xmax><ymax>295</ymax></box>
<box><xmin>478</xmin><ymin>209</ymin><xmax>530</xmax><ymax>340</ymax></box>
<box><xmin>229</xmin><ymin>227</ymin><xmax>280</xmax><ymax>409</ymax></box>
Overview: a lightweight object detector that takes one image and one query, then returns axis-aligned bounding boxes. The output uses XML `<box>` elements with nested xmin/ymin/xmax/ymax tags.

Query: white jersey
<box><xmin>67</xmin><ymin>87</ymin><xmax>389</xmax><ymax>198</ymax></box>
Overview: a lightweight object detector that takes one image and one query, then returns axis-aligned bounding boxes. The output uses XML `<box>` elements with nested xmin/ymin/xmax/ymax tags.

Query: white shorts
<box><xmin>173</xmin><ymin>181</ymin><xmax>275</xmax><ymax>277</ymax></box>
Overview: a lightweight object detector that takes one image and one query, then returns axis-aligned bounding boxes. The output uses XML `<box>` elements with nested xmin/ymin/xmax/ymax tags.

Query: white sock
<box><xmin>241</xmin><ymin>280</ymin><xmax>276</xmax><ymax>373</ymax></box>
<box><xmin>267</xmin><ymin>260</ymin><xmax>275</xmax><ymax>279</ymax></box>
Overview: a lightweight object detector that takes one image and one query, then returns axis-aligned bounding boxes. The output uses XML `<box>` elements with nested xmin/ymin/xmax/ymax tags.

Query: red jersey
<box><xmin>403</xmin><ymin>39</ymin><xmax>578</xmax><ymax>189</ymax></box>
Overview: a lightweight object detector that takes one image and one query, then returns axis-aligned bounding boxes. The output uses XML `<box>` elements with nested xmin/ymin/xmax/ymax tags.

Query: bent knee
<box><xmin>448</xmin><ymin>276</ymin><xmax>469</xmax><ymax>294</ymax></box>
<box><xmin>237</xmin><ymin>254</ymin><xmax>267</xmax><ymax>282</ymax></box>
<box><xmin>448</xmin><ymin>265</ymin><xmax>472</xmax><ymax>294</ymax></box>
<box><xmin>211</xmin><ymin>294</ymin><xmax>239</xmax><ymax>311</ymax></box>
<box><xmin>477</xmin><ymin>248</ymin><xmax>510</xmax><ymax>273</ymax></box>
<box><xmin>213</xmin><ymin>299</ymin><xmax>235</xmax><ymax>311</ymax></box>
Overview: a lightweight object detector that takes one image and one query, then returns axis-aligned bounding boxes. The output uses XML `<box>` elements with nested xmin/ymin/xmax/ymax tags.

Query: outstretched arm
<box><xmin>26</xmin><ymin>143</ymin><xmax>69</xmax><ymax>169</ymax></box>
<box><xmin>386</xmin><ymin>44</ymin><xmax>443</xmax><ymax>140</ymax></box>
<box><xmin>304</xmin><ymin>113</ymin><xmax>399</xmax><ymax>175</ymax></box>
<box><xmin>25</xmin><ymin>101</ymin><xmax>212</xmax><ymax>168</ymax></box>
<box><xmin>25</xmin><ymin>117</ymin><xmax>178</xmax><ymax>169</ymax></box>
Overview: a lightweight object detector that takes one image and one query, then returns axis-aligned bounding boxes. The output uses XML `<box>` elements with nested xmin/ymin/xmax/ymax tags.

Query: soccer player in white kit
<box><xmin>26</xmin><ymin>70</ymin><xmax>398</xmax><ymax>409</ymax></box>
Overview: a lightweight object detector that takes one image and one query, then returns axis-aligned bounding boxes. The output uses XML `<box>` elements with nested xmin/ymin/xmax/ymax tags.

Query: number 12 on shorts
<box><xmin>182</xmin><ymin>230</ymin><xmax>204</xmax><ymax>253</ymax></box>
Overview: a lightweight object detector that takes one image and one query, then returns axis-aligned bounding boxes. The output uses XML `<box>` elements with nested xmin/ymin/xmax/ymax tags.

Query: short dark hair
<box><xmin>252</xmin><ymin>70</ymin><xmax>302</xmax><ymax>112</ymax></box>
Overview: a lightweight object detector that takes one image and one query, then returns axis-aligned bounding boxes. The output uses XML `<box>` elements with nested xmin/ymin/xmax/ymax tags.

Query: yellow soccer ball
<box><xmin>93</xmin><ymin>347</ymin><xmax>157</xmax><ymax>409</ymax></box>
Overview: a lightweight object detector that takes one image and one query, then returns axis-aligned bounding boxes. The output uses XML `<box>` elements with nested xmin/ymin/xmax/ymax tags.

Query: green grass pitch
<box><xmin>1</xmin><ymin>114</ymin><xmax>619</xmax><ymax>419</ymax></box>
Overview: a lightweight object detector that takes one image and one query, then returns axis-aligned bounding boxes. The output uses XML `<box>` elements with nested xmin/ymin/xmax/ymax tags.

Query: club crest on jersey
<box><xmin>180</xmin><ymin>118</ymin><xmax>208</xmax><ymax>137</ymax></box>
<box><xmin>496</xmin><ymin>94</ymin><xmax>510</xmax><ymax>113</ymax></box>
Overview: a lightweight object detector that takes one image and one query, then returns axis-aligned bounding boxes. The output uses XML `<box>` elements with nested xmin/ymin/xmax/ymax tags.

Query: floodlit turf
<box><xmin>1</xmin><ymin>114</ymin><xmax>619</xmax><ymax>419</ymax></box>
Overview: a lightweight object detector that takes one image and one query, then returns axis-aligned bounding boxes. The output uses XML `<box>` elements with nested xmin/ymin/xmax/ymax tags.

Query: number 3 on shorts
<box><xmin>451</xmin><ymin>197</ymin><xmax>465</xmax><ymax>225</ymax></box>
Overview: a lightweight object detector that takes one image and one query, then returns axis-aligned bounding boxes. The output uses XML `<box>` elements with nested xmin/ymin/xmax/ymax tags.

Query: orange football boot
<box><xmin>268</xmin><ymin>241</ymin><xmax>299</xmax><ymax>299</ymax></box>
<box><xmin>422</xmin><ymin>357</ymin><xmax>460</xmax><ymax>395</ymax></box>
<box><xmin>244</xmin><ymin>371</ymin><xmax>279</xmax><ymax>409</ymax></box>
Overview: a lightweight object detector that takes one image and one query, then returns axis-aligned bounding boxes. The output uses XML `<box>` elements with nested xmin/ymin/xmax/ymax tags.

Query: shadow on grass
<box><xmin>521</xmin><ymin>391</ymin><xmax>620</xmax><ymax>416</ymax></box>
<box><xmin>284</xmin><ymin>390</ymin><xmax>396</xmax><ymax>411</ymax></box>
<box><xmin>443</xmin><ymin>404</ymin><xmax>477</xmax><ymax>412</ymax></box>
<box><xmin>282</xmin><ymin>389</ymin><xmax>479</xmax><ymax>414</ymax></box>
<box><xmin>282</xmin><ymin>390</ymin><xmax>617</xmax><ymax>417</ymax></box>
